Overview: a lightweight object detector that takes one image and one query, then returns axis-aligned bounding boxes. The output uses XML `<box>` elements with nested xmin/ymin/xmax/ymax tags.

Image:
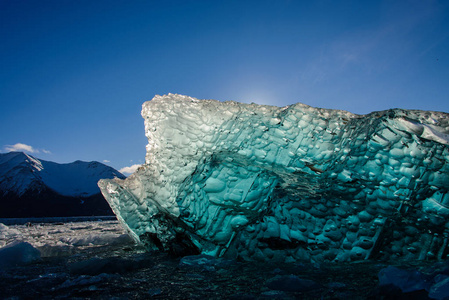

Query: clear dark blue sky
<box><xmin>1</xmin><ymin>0</ymin><xmax>448</xmax><ymax>173</ymax></box>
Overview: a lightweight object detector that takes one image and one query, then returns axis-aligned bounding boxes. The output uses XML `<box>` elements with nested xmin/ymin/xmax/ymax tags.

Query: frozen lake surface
<box><xmin>1</xmin><ymin>219</ymin><xmax>448</xmax><ymax>299</ymax></box>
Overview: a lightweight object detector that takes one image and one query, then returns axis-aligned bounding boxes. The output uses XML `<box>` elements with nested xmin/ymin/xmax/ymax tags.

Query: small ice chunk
<box><xmin>378</xmin><ymin>266</ymin><xmax>430</xmax><ymax>293</ymax></box>
<box><xmin>0</xmin><ymin>241</ymin><xmax>41</xmax><ymax>268</ymax></box>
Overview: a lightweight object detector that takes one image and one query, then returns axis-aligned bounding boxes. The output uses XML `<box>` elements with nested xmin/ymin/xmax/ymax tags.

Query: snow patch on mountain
<box><xmin>0</xmin><ymin>152</ymin><xmax>125</xmax><ymax>197</ymax></box>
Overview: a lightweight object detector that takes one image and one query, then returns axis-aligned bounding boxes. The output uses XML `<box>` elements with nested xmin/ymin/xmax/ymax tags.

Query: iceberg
<box><xmin>99</xmin><ymin>94</ymin><xmax>449</xmax><ymax>262</ymax></box>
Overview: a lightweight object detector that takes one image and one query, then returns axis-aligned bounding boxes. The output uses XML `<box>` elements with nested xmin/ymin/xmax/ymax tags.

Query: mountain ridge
<box><xmin>0</xmin><ymin>152</ymin><xmax>125</xmax><ymax>218</ymax></box>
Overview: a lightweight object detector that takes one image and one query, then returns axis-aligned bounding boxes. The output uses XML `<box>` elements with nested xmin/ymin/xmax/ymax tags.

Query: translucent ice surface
<box><xmin>99</xmin><ymin>94</ymin><xmax>449</xmax><ymax>262</ymax></box>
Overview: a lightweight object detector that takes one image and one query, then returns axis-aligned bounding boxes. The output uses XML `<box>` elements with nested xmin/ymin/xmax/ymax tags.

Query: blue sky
<box><xmin>1</xmin><ymin>0</ymin><xmax>448</xmax><ymax>174</ymax></box>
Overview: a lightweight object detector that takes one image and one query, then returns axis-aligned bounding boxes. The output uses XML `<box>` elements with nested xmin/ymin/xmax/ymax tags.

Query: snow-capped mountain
<box><xmin>0</xmin><ymin>152</ymin><xmax>125</xmax><ymax>218</ymax></box>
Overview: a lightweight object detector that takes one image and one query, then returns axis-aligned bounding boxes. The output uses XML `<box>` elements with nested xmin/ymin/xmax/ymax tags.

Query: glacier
<box><xmin>98</xmin><ymin>94</ymin><xmax>449</xmax><ymax>262</ymax></box>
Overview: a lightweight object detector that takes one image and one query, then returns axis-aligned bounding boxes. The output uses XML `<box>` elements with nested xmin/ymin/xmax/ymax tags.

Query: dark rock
<box><xmin>327</xmin><ymin>281</ymin><xmax>347</xmax><ymax>289</ymax></box>
<box><xmin>148</xmin><ymin>288</ymin><xmax>162</xmax><ymax>297</ymax></box>
<box><xmin>58</xmin><ymin>273</ymin><xmax>119</xmax><ymax>289</ymax></box>
<box><xmin>69</xmin><ymin>255</ymin><xmax>152</xmax><ymax>275</ymax></box>
<box><xmin>185</xmin><ymin>273</ymin><xmax>206</xmax><ymax>279</ymax></box>
<box><xmin>260</xmin><ymin>290</ymin><xmax>294</xmax><ymax>299</ymax></box>
<box><xmin>229</xmin><ymin>293</ymin><xmax>257</xmax><ymax>300</ymax></box>
<box><xmin>265</xmin><ymin>274</ymin><xmax>320</xmax><ymax>292</ymax></box>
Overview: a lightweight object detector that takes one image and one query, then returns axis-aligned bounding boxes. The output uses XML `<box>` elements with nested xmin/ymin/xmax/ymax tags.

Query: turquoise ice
<box><xmin>99</xmin><ymin>94</ymin><xmax>449</xmax><ymax>262</ymax></box>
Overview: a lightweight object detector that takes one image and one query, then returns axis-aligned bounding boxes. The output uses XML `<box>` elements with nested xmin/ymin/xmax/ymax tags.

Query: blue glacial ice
<box><xmin>98</xmin><ymin>94</ymin><xmax>449</xmax><ymax>262</ymax></box>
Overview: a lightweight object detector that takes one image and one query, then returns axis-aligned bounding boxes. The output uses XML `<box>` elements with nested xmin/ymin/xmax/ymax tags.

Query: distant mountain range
<box><xmin>0</xmin><ymin>152</ymin><xmax>125</xmax><ymax>218</ymax></box>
